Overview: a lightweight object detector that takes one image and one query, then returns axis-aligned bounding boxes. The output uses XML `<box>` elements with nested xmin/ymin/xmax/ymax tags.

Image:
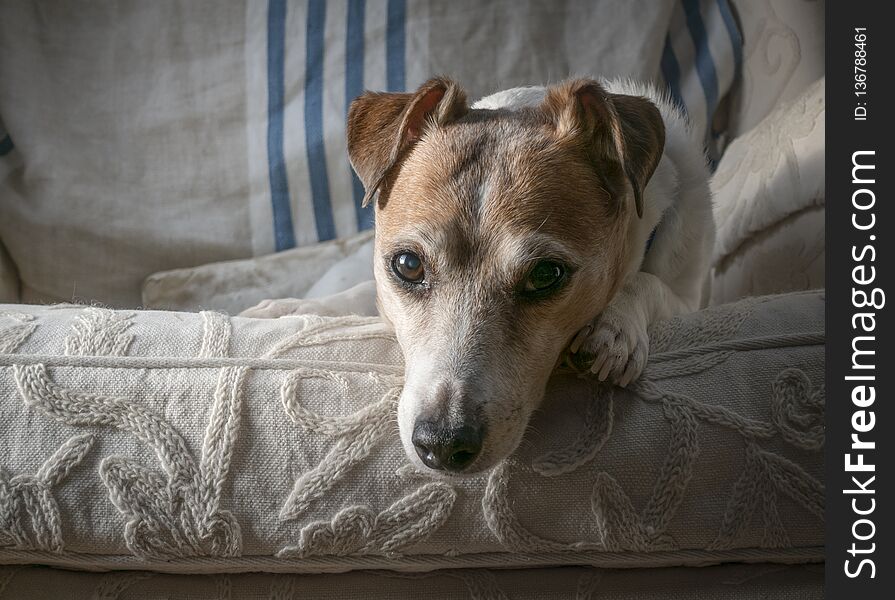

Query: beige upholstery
<box><xmin>711</xmin><ymin>78</ymin><xmax>824</xmax><ymax>305</ymax></box>
<box><xmin>1</xmin><ymin>292</ymin><xmax>823</xmax><ymax>573</ymax></box>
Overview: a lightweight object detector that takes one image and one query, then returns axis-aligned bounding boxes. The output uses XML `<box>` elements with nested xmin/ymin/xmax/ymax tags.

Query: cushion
<box><xmin>710</xmin><ymin>77</ymin><xmax>824</xmax><ymax>305</ymax></box>
<box><xmin>0</xmin><ymin>291</ymin><xmax>823</xmax><ymax>573</ymax></box>
<box><xmin>0</xmin><ymin>563</ymin><xmax>823</xmax><ymax>598</ymax></box>
<box><xmin>142</xmin><ymin>230</ymin><xmax>374</xmax><ymax>313</ymax></box>
<box><xmin>727</xmin><ymin>0</ymin><xmax>824</xmax><ymax>138</ymax></box>
<box><xmin>659</xmin><ymin>0</ymin><xmax>744</xmax><ymax>161</ymax></box>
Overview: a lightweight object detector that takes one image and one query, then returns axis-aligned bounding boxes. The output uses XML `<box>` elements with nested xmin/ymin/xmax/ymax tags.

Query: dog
<box><xmin>244</xmin><ymin>76</ymin><xmax>715</xmax><ymax>476</ymax></box>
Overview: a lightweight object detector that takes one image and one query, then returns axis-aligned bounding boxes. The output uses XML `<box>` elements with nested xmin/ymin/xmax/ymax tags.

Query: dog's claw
<box><xmin>569</xmin><ymin>308</ymin><xmax>649</xmax><ymax>387</ymax></box>
<box><xmin>619</xmin><ymin>360</ymin><xmax>638</xmax><ymax>388</ymax></box>
<box><xmin>569</xmin><ymin>325</ymin><xmax>592</xmax><ymax>354</ymax></box>
<box><xmin>597</xmin><ymin>354</ymin><xmax>613</xmax><ymax>381</ymax></box>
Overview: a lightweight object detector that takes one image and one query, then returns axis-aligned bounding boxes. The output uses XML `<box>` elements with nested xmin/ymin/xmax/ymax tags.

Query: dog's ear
<box><xmin>347</xmin><ymin>77</ymin><xmax>468</xmax><ymax>208</ymax></box>
<box><xmin>542</xmin><ymin>79</ymin><xmax>665</xmax><ymax>218</ymax></box>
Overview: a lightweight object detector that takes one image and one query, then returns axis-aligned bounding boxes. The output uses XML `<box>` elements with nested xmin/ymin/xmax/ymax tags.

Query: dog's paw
<box><xmin>567</xmin><ymin>309</ymin><xmax>649</xmax><ymax>387</ymax></box>
<box><xmin>239</xmin><ymin>298</ymin><xmax>310</xmax><ymax>318</ymax></box>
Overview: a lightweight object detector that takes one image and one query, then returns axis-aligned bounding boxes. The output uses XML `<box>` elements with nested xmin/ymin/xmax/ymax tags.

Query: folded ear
<box><xmin>347</xmin><ymin>77</ymin><xmax>468</xmax><ymax>208</ymax></box>
<box><xmin>542</xmin><ymin>79</ymin><xmax>665</xmax><ymax>218</ymax></box>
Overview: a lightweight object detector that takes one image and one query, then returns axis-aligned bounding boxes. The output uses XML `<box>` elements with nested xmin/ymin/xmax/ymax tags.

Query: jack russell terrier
<box><xmin>244</xmin><ymin>77</ymin><xmax>715</xmax><ymax>476</ymax></box>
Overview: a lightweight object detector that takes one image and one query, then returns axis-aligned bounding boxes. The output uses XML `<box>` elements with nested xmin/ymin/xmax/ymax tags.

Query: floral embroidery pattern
<box><xmin>0</xmin><ymin>434</ymin><xmax>94</xmax><ymax>553</ymax></box>
<box><xmin>15</xmin><ymin>363</ymin><xmax>244</xmax><ymax>559</ymax></box>
<box><xmin>278</xmin><ymin>482</ymin><xmax>456</xmax><ymax>558</ymax></box>
<box><xmin>64</xmin><ymin>307</ymin><xmax>134</xmax><ymax>357</ymax></box>
<box><xmin>771</xmin><ymin>368</ymin><xmax>824</xmax><ymax>451</ymax></box>
<box><xmin>278</xmin><ymin>369</ymin><xmax>403</xmax><ymax>521</ymax></box>
<box><xmin>0</xmin><ymin>311</ymin><xmax>36</xmax><ymax>354</ymax></box>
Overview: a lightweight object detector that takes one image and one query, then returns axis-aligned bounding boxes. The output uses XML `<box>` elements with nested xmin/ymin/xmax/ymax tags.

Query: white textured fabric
<box><xmin>0</xmin><ymin>563</ymin><xmax>824</xmax><ymax>599</ymax></box>
<box><xmin>710</xmin><ymin>78</ymin><xmax>824</xmax><ymax>305</ymax></box>
<box><xmin>1</xmin><ymin>292</ymin><xmax>823</xmax><ymax>573</ymax></box>
<box><xmin>142</xmin><ymin>230</ymin><xmax>374</xmax><ymax>313</ymax></box>
<box><xmin>727</xmin><ymin>0</ymin><xmax>825</xmax><ymax>138</ymax></box>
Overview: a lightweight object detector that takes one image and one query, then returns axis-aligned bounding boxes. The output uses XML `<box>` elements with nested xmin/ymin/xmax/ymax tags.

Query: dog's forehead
<box><xmin>380</xmin><ymin>114</ymin><xmax>608</xmax><ymax>254</ymax></box>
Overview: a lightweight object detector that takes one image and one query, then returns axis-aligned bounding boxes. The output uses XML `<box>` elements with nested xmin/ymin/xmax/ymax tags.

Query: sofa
<box><xmin>0</xmin><ymin>1</ymin><xmax>825</xmax><ymax>597</ymax></box>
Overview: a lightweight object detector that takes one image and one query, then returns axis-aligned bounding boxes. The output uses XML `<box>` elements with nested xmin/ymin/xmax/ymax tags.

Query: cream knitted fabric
<box><xmin>0</xmin><ymin>292</ymin><xmax>824</xmax><ymax>574</ymax></box>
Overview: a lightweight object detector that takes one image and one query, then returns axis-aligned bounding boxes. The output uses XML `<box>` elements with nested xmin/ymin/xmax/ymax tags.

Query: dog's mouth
<box><xmin>404</xmin><ymin>447</ymin><xmax>499</xmax><ymax>478</ymax></box>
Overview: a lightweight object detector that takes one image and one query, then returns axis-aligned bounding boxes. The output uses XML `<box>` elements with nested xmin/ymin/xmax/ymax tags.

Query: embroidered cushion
<box><xmin>727</xmin><ymin>0</ymin><xmax>824</xmax><ymax>138</ymax></box>
<box><xmin>710</xmin><ymin>78</ymin><xmax>825</xmax><ymax>305</ymax></box>
<box><xmin>0</xmin><ymin>291</ymin><xmax>823</xmax><ymax>573</ymax></box>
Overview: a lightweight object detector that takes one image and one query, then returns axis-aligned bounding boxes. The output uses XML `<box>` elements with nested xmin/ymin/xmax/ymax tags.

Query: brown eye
<box><xmin>523</xmin><ymin>261</ymin><xmax>565</xmax><ymax>293</ymax></box>
<box><xmin>392</xmin><ymin>251</ymin><xmax>425</xmax><ymax>283</ymax></box>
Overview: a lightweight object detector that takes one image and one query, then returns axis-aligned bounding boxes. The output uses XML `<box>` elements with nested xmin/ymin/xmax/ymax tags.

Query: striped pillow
<box><xmin>661</xmin><ymin>0</ymin><xmax>743</xmax><ymax>167</ymax></box>
<box><xmin>257</xmin><ymin>0</ymin><xmax>409</xmax><ymax>251</ymax></box>
<box><xmin>259</xmin><ymin>0</ymin><xmax>743</xmax><ymax>251</ymax></box>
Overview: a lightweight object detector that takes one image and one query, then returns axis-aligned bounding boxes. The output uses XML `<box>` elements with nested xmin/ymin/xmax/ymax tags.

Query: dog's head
<box><xmin>347</xmin><ymin>77</ymin><xmax>664</xmax><ymax>474</ymax></box>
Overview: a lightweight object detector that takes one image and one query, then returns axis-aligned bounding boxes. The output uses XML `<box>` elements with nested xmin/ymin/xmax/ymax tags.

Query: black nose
<box><xmin>412</xmin><ymin>420</ymin><xmax>483</xmax><ymax>472</ymax></box>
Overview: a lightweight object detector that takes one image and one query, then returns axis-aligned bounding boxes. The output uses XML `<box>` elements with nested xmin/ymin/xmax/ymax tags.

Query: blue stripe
<box><xmin>717</xmin><ymin>0</ymin><xmax>743</xmax><ymax>80</ymax></box>
<box><xmin>305</xmin><ymin>0</ymin><xmax>336</xmax><ymax>241</ymax></box>
<box><xmin>0</xmin><ymin>135</ymin><xmax>13</xmax><ymax>157</ymax></box>
<box><xmin>645</xmin><ymin>226</ymin><xmax>658</xmax><ymax>254</ymax></box>
<box><xmin>346</xmin><ymin>0</ymin><xmax>373</xmax><ymax>230</ymax></box>
<box><xmin>682</xmin><ymin>0</ymin><xmax>719</xmax><ymax>126</ymax></box>
<box><xmin>660</xmin><ymin>37</ymin><xmax>686</xmax><ymax>115</ymax></box>
<box><xmin>266</xmin><ymin>0</ymin><xmax>296</xmax><ymax>251</ymax></box>
<box><xmin>386</xmin><ymin>0</ymin><xmax>406</xmax><ymax>91</ymax></box>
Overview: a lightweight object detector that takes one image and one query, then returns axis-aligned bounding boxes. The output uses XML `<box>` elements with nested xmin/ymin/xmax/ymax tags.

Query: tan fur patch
<box><xmin>346</xmin><ymin>77</ymin><xmax>468</xmax><ymax>209</ymax></box>
<box><xmin>540</xmin><ymin>78</ymin><xmax>665</xmax><ymax>217</ymax></box>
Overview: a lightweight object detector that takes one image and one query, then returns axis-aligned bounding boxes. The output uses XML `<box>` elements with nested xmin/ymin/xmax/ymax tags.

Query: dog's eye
<box><xmin>523</xmin><ymin>261</ymin><xmax>565</xmax><ymax>293</ymax></box>
<box><xmin>392</xmin><ymin>251</ymin><xmax>426</xmax><ymax>283</ymax></box>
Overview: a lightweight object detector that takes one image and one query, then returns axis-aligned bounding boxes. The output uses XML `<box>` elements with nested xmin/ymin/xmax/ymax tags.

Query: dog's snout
<box><xmin>411</xmin><ymin>420</ymin><xmax>483</xmax><ymax>472</ymax></box>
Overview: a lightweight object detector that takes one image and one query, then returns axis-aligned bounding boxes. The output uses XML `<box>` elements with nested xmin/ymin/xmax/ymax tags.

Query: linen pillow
<box><xmin>142</xmin><ymin>230</ymin><xmax>373</xmax><ymax>313</ymax></box>
<box><xmin>727</xmin><ymin>0</ymin><xmax>825</xmax><ymax>137</ymax></box>
<box><xmin>710</xmin><ymin>77</ymin><xmax>824</xmax><ymax>305</ymax></box>
<box><xmin>1</xmin><ymin>291</ymin><xmax>823</xmax><ymax>573</ymax></box>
